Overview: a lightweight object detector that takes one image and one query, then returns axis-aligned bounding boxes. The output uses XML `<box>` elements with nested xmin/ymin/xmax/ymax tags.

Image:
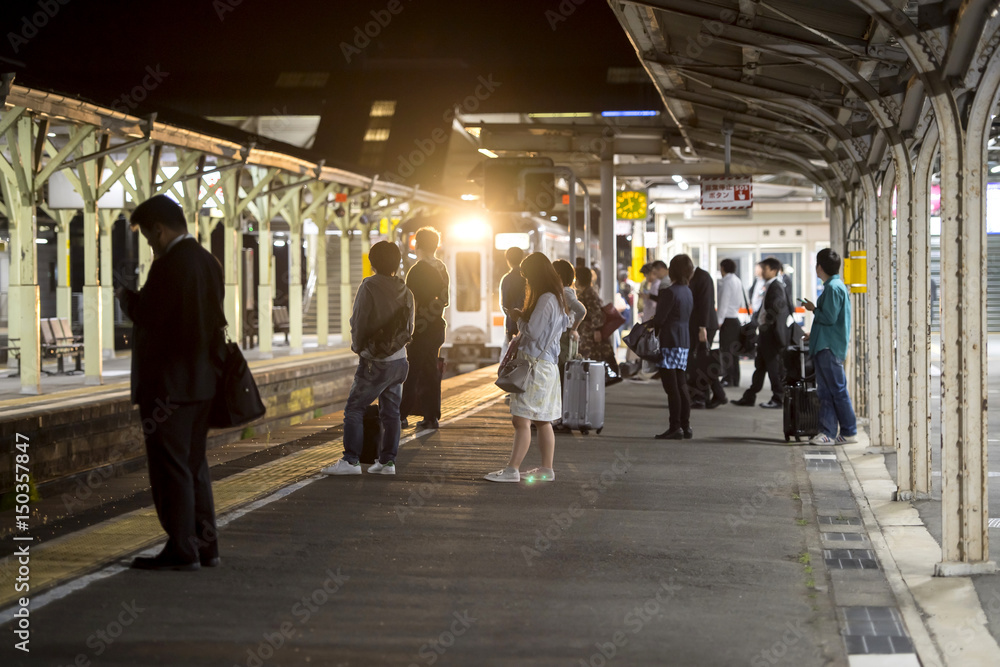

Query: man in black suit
<box><xmin>734</xmin><ymin>257</ymin><xmax>790</xmax><ymax>408</ymax></box>
<box><xmin>687</xmin><ymin>266</ymin><xmax>727</xmax><ymax>408</ymax></box>
<box><xmin>116</xmin><ymin>195</ymin><xmax>225</xmax><ymax>571</ymax></box>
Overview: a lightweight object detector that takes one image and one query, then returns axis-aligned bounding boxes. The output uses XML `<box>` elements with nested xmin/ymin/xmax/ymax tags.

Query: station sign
<box><xmin>700</xmin><ymin>176</ymin><xmax>752</xmax><ymax>210</ymax></box>
<box><xmin>616</xmin><ymin>191</ymin><xmax>647</xmax><ymax>220</ymax></box>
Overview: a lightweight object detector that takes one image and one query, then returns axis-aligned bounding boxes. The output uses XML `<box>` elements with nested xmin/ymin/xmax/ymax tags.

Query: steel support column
<box><xmin>0</xmin><ymin>117</ymin><xmax>41</xmax><ymax>393</ymax></box>
<box><xmin>874</xmin><ymin>169</ymin><xmax>896</xmax><ymax>452</ymax></box>
<box><xmin>98</xmin><ymin>210</ymin><xmax>116</xmax><ymax>360</ymax></box>
<box><xmin>54</xmin><ymin>210</ymin><xmax>73</xmax><ymax>325</ymax></box>
<box><xmin>256</xmin><ymin>185</ymin><xmax>274</xmax><ymax>357</ymax></box>
<box><xmin>219</xmin><ymin>170</ymin><xmax>242</xmax><ymax>348</ymax></box>
<box><xmin>315</xmin><ymin>215</ymin><xmax>330</xmax><ymax>348</ymax></box>
<box><xmin>339</xmin><ymin>225</ymin><xmax>353</xmax><ymax>346</ymax></box>
<box><xmin>898</xmin><ymin>128</ymin><xmax>936</xmax><ymax>500</ymax></box>
<box><xmin>75</xmin><ymin>134</ymin><xmax>104</xmax><ymax>386</ymax></box>
<box><xmin>286</xmin><ymin>190</ymin><xmax>304</xmax><ymax>355</ymax></box>
<box><xmin>600</xmin><ymin>157</ymin><xmax>616</xmax><ymax>305</ymax></box>
<box><xmin>863</xmin><ymin>188</ymin><xmax>881</xmax><ymax>439</ymax></box>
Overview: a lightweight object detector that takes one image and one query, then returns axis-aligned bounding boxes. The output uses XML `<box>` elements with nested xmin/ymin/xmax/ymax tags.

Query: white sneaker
<box><xmin>367</xmin><ymin>461</ymin><xmax>396</xmax><ymax>475</ymax></box>
<box><xmin>321</xmin><ymin>459</ymin><xmax>361</xmax><ymax>475</ymax></box>
<box><xmin>836</xmin><ymin>434</ymin><xmax>857</xmax><ymax>444</ymax></box>
<box><xmin>484</xmin><ymin>467</ymin><xmax>520</xmax><ymax>483</ymax></box>
<box><xmin>808</xmin><ymin>433</ymin><xmax>837</xmax><ymax>445</ymax></box>
<box><xmin>521</xmin><ymin>467</ymin><xmax>555</xmax><ymax>483</ymax></box>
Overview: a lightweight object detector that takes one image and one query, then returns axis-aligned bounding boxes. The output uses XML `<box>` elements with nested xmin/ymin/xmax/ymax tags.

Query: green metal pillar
<box><xmin>99</xmin><ymin>209</ymin><xmax>116</xmax><ymax>359</ymax></box>
<box><xmin>256</xmin><ymin>189</ymin><xmax>273</xmax><ymax>357</ymax></box>
<box><xmin>77</xmin><ymin>135</ymin><xmax>104</xmax><ymax>386</ymax></box>
<box><xmin>220</xmin><ymin>170</ymin><xmax>242</xmax><ymax>347</ymax></box>
<box><xmin>287</xmin><ymin>190</ymin><xmax>304</xmax><ymax>355</ymax></box>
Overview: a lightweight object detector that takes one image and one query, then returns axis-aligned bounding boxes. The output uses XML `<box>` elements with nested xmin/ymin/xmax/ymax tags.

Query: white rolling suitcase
<box><xmin>562</xmin><ymin>360</ymin><xmax>605</xmax><ymax>434</ymax></box>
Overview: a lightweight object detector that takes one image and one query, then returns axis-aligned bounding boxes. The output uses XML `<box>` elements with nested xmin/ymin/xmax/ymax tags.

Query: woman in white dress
<box><xmin>485</xmin><ymin>253</ymin><xmax>570</xmax><ymax>483</ymax></box>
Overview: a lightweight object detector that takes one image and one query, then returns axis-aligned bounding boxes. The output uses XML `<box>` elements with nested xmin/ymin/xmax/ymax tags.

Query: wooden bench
<box><xmin>40</xmin><ymin>318</ymin><xmax>83</xmax><ymax>375</ymax></box>
<box><xmin>272</xmin><ymin>306</ymin><xmax>290</xmax><ymax>345</ymax></box>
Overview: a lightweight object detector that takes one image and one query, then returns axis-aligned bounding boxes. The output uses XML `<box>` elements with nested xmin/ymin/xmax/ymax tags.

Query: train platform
<box><xmin>5</xmin><ymin>366</ymin><xmax>996</xmax><ymax>666</ymax></box>
<box><xmin>0</xmin><ymin>334</ymin><xmax>346</xmax><ymax>402</ymax></box>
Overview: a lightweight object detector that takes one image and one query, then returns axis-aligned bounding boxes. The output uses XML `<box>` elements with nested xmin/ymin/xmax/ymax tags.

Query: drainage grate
<box><xmin>823</xmin><ymin>532</ymin><xmax>866</xmax><ymax>542</ymax></box>
<box><xmin>839</xmin><ymin>606</ymin><xmax>915</xmax><ymax>655</ymax></box>
<box><xmin>819</xmin><ymin>516</ymin><xmax>862</xmax><ymax>526</ymax></box>
<box><xmin>824</xmin><ymin>548</ymin><xmax>879</xmax><ymax>570</ymax></box>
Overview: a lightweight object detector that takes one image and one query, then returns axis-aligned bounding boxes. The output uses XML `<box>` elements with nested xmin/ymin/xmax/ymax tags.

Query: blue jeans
<box><xmin>813</xmin><ymin>349</ymin><xmax>857</xmax><ymax>438</ymax></box>
<box><xmin>342</xmin><ymin>357</ymin><xmax>409</xmax><ymax>464</ymax></box>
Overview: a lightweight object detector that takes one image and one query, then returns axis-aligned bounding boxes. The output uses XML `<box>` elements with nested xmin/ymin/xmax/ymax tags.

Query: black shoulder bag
<box><xmin>209</xmin><ymin>328</ymin><xmax>266</xmax><ymax>429</ymax></box>
<box><xmin>738</xmin><ymin>287</ymin><xmax>758</xmax><ymax>355</ymax></box>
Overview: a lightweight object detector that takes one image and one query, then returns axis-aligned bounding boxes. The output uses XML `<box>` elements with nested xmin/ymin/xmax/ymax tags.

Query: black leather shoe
<box><xmin>682</xmin><ymin>427</ymin><xmax>693</xmax><ymax>439</ymax></box>
<box><xmin>706</xmin><ymin>395</ymin><xmax>728</xmax><ymax>409</ymax></box>
<box><xmin>759</xmin><ymin>400</ymin><xmax>782</xmax><ymax>409</ymax></box>
<box><xmin>733</xmin><ymin>396</ymin><xmax>756</xmax><ymax>406</ymax></box>
<box><xmin>690</xmin><ymin>401</ymin><xmax>706</xmax><ymax>409</ymax></box>
<box><xmin>200</xmin><ymin>555</ymin><xmax>221</xmax><ymax>568</ymax></box>
<box><xmin>655</xmin><ymin>428</ymin><xmax>685</xmax><ymax>440</ymax></box>
<box><xmin>400</xmin><ymin>417</ymin><xmax>409</xmax><ymax>428</ymax></box>
<box><xmin>416</xmin><ymin>418</ymin><xmax>440</xmax><ymax>430</ymax></box>
<box><xmin>131</xmin><ymin>554</ymin><xmax>200</xmax><ymax>571</ymax></box>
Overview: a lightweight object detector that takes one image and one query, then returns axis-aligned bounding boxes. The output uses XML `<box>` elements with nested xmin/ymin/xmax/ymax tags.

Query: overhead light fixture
<box><xmin>478</xmin><ymin>148</ymin><xmax>499</xmax><ymax>158</ymax></box>
<box><xmin>528</xmin><ymin>112</ymin><xmax>591</xmax><ymax>119</ymax></box>
<box><xmin>47</xmin><ymin>132</ymin><xmax>56</xmax><ymax>137</ymax></box>
<box><xmin>677</xmin><ymin>181</ymin><xmax>689</xmax><ymax>190</ymax></box>
<box><xmin>35</xmin><ymin>238</ymin><xmax>48</xmax><ymax>244</ymax></box>
<box><xmin>992</xmin><ymin>165</ymin><xmax>1000</xmax><ymax>173</ymax></box>
<box><xmin>671</xmin><ymin>175</ymin><xmax>684</xmax><ymax>183</ymax></box>
<box><xmin>460</xmin><ymin>194</ymin><xmax>479</xmax><ymax>201</ymax></box>
<box><xmin>550</xmin><ymin>215</ymin><xmax>558</xmax><ymax>221</ymax></box>
<box><xmin>601</xmin><ymin>110</ymin><xmax>658</xmax><ymax>117</ymax></box>
<box><xmin>274</xmin><ymin>240</ymin><xmax>286</xmax><ymax>247</ymax></box>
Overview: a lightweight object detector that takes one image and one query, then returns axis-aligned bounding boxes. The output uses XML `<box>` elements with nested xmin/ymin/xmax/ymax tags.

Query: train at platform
<box><xmin>397</xmin><ymin>212</ymin><xmax>601</xmax><ymax>371</ymax></box>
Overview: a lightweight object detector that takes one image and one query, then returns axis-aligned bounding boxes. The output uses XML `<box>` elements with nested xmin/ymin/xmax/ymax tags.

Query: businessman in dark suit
<box><xmin>116</xmin><ymin>195</ymin><xmax>225</xmax><ymax>571</ymax></box>
<box><xmin>734</xmin><ymin>257</ymin><xmax>789</xmax><ymax>408</ymax></box>
<box><xmin>687</xmin><ymin>266</ymin><xmax>727</xmax><ymax>408</ymax></box>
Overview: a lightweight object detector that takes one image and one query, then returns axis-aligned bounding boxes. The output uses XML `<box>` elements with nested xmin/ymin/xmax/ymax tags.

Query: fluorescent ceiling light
<box><xmin>671</xmin><ymin>175</ymin><xmax>684</xmax><ymax>183</ymax></box>
<box><xmin>601</xmin><ymin>110</ymin><xmax>658</xmax><ymax>117</ymax></box>
<box><xmin>478</xmin><ymin>148</ymin><xmax>499</xmax><ymax>158</ymax></box>
<box><xmin>528</xmin><ymin>112</ymin><xmax>591</xmax><ymax>119</ymax></box>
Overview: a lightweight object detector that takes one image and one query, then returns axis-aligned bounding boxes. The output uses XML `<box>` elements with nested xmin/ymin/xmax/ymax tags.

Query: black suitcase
<box><xmin>360</xmin><ymin>404</ymin><xmax>381</xmax><ymax>464</ymax></box>
<box><xmin>783</xmin><ymin>339</ymin><xmax>820</xmax><ymax>442</ymax></box>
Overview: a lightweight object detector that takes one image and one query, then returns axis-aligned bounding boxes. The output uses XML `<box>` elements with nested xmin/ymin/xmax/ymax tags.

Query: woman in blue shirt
<box><xmin>485</xmin><ymin>253</ymin><xmax>570</xmax><ymax>483</ymax></box>
<box><xmin>650</xmin><ymin>254</ymin><xmax>695</xmax><ymax>440</ymax></box>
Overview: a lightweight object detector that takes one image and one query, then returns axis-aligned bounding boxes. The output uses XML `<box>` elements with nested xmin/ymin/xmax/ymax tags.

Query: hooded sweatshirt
<box><xmin>350</xmin><ymin>273</ymin><xmax>415</xmax><ymax>361</ymax></box>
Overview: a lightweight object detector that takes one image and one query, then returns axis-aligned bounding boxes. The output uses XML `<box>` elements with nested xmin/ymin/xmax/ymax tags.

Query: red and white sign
<box><xmin>700</xmin><ymin>176</ymin><xmax>753</xmax><ymax>210</ymax></box>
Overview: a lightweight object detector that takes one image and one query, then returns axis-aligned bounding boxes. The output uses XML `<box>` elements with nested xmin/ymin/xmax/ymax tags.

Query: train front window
<box><xmin>455</xmin><ymin>252</ymin><xmax>481</xmax><ymax>312</ymax></box>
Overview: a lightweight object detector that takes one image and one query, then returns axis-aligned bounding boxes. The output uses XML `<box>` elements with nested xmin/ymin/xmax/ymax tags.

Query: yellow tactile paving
<box><xmin>0</xmin><ymin>369</ymin><xmax>502</xmax><ymax>609</ymax></box>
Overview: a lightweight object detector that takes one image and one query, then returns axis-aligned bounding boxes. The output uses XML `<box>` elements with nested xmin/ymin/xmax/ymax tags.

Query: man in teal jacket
<box><xmin>802</xmin><ymin>248</ymin><xmax>858</xmax><ymax>445</ymax></box>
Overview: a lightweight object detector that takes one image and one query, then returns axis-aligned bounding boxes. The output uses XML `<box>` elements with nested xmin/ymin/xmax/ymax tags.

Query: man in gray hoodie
<box><xmin>322</xmin><ymin>241</ymin><xmax>414</xmax><ymax>476</ymax></box>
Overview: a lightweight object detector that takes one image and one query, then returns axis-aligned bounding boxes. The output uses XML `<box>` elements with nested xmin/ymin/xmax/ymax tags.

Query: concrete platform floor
<box><xmin>2</xmin><ymin>377</ymin><xmax>849</xmax><ymax>666</ymax></box>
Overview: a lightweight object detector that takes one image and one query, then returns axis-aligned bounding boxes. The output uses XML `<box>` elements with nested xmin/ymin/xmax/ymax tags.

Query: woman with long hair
<box><xmin>485</xmin><ymin>253</ymin><xmax>570</xmax><ymax>483</ymax></box>
<box><xmin>575</xmin><ymin>265</ymin><xmax>621</xmax><ymax>378</ymax></box>
<box><xmin>650</xmin><ymin>254</ymin><xmax>695</xmax><ymax>439</ymax></box>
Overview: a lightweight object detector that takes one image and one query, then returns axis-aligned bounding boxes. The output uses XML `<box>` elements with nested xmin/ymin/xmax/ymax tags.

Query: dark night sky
<box><xmin>1</xmin><ymin>0</ymin><xmax>656</xmax><ymax>185</ymax></box>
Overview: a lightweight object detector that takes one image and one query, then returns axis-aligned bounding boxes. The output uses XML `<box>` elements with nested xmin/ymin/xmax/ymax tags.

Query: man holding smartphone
<box><xmin>802</xmin><ymin>249</ymin><xmax>857</xmax><ymax>445</ymax></box>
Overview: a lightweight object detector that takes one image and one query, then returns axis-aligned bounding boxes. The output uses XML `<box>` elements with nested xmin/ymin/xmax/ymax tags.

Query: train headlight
<box><xmin>451</xmin><ymin>217</ymin><xmax>490</xmax><ymax>241</ymax></box>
